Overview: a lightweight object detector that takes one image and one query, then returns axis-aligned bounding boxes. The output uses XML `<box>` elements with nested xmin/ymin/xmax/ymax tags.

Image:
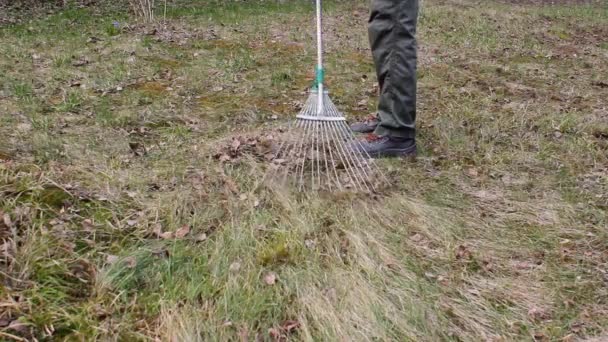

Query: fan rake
<box><xmin>264</xmin><ymin>0</ymin><xmax>385</xmax><ymax>193</ymax></box>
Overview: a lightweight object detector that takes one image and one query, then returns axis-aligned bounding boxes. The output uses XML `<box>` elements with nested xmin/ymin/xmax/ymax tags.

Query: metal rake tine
<box><xmin>313</xmin><ymin>120</ymin><xmax>321</xmax><ymax>190</ymax></box>
<box><xmin>296</xmin><ymin>119</ymin><xmax>312</xmax><ymax>191</ymax></box>
<box><xmin>322</xmin><ymin>121</ymin><xmax>340</xmax><ymax>191</ymax></box>
<box><xmin>325</xmin><ymin>106</ymin><xmax>372</xmax><ymax>192</ymax></box>
<box><xmin>335</xmin><ymin>122</ymin><xmax>375</xmax><ymax>182</ymax></box>
<box><xmin>326</xmin><ymin>120</ymin><xmax>366</xmax><ymax>191</ymax></box>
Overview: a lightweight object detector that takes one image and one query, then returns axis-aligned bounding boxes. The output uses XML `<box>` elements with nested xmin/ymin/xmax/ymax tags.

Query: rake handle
<box><xmin>315</xmin><ymin>0</ymin><xmax>324</xmax><ymax>115</ymax></box>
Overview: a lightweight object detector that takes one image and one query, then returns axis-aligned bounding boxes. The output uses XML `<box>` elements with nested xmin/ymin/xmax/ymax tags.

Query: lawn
<box><xmin>1</xmin><ymin>0</ymin><xmax>607</xmax><ymax>340</ymax></box>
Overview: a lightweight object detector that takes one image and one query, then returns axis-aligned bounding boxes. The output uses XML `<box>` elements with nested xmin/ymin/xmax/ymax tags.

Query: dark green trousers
<box><xmin>369</xmin><ymin>0</ymin><xmax>418</xmax><ymax>139</ymax></box>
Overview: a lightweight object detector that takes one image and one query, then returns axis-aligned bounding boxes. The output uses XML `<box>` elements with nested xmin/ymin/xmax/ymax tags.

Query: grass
<box><xmin>1</xmin><ymin>0</ymin><xmax>607</xmax><ymax>340</ymax></box>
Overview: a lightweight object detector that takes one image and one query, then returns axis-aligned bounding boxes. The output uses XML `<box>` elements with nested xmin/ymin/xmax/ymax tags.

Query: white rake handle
<box><xmin>315</xmin><ymin>0</ymin><xmax>324</xmax><ymax>116</ymax></box>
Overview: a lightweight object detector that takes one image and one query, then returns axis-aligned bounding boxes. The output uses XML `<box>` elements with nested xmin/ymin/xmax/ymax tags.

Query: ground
<box><xmin>0</xmin><ymin>0</ymin><xmax>607</xmax><ymax>340</ymax></box>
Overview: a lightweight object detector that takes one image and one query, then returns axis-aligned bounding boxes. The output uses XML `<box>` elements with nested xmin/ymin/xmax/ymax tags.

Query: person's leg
<box><xmin>351</xmin><ymin>0</ymin><xmax>393</xmax><ymax>134</ymax></box>
<box><xmin>371</xmin><ymin>0</ymin><xmax>418</xmax><ymax>140</ymax></box>
<box><xmin>368</xmin><ymin>0</ymin><xmax>395</xmax><ymax>98</ymax></box>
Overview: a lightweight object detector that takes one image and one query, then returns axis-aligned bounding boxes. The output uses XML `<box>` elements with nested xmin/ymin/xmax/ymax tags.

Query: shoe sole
<box><xmin>351</xmin><ymin>127</ymin><xmax>377</xmax><ymax>134</ymax></box>
<box><xmin>367</xmin><ymin>145</ymin><xmax>417</xmax><ymax>159</ymax></box>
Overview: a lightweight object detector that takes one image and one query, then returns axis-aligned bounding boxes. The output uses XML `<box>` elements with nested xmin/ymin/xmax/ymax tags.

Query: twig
<box><xmin>0</xmin><ymin>331</ymin><xmax>27</xmax><ymax>342</ymax></box>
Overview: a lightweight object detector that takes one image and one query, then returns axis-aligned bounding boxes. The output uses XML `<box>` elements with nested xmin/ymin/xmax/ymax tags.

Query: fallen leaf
<box><xmin>72</xmin><ymin>58</ymin><xmax>89</xmax><ymax>67</ymax></box>
<box><xmin>231</xmin><ymin>138</ymin><xmax>241</xmax><ymax>152</ymax></box>
<box><xmin>465</xmin><ymin>167</ymin><xmax>479</xmax><ymax>177</ymax></box>
<box><xmin>229</xmin><ymin>261</ymin><xmax>241</xmax><ymax>273</ymax></box>
<box><xmin>268</xmin><ymin>328</ymin><xmax>282</xmax><ymax>340</ymax></box>
<box><xmin>160</xmin><ymin>231</ymin><xmax>174</xmax><ymax>239</ymax></box>
<box><xmin>106</xmin><ymin>255</ymin><xmax>119</xmax><ymax>264</ymax></box>
<box><xmin>124</xmin><ymin>256</ymin><xmax>137</xmax><ymax>269</ymax></box>
<box><xmin>2</xmin><ymin>213</ymin><xmax>12</xmax><ymax>228</ymax></box>
<box><xmin>410</xmin><ymin>233</ymin><xmax>424</xmax><ymax>242</ymax></box>
<box><xmin>281</xmin><ymin>320</ymin><xmax>300</xmax><ymax>333</ymax></box>
<box><xmin>528</xmin><ymin>307</ymin><xmax>550</xmax><ymax>322</ymax></box>
<box><xmin>238</xmin><ymin>326</ymin><xmax>249</xmax><ymax>342</ymax></box>
<box><xmin>219</xmin><ymin>154</ymin><xmax>231</xmax><ymax>163</ymax></box>
<box><xmin>223</xmin><ymin>177</ymin><xmax>239</xmax><ymax>194</ymax></box>
<box><xmin>456</xmin><ymin>245</ymin><xmax>472</xmax><ymax>260</ymax></box>
<box><xmin>263</xmin><ymin>272</ymin><xmax>277</xmax><ymax>285</ymax></box>
<box><xmin>87</xmin><ymin>36</ymin><xmax>102</xmax><ymax>43</ymax></box>
<box><xmin>533</xmin><ymin>332</ymin><xmax>549</xmax><ymax>341</ymax></box>
<box><xmin>8</xmin><ymin>320</ymin><xmax>29</xmax><ymax>335</ymax></box>
<box><xmin>126</xmin><ymin>219</ymin><xmax>138</xmax><ymax>227</ymax></box>
<box><xmin>129</xmin><ymin>142</ymin><xmax>146</xmax><ymax>156</ymax></box>
<box><xmin>195</xmin><ymin>233</ymin><xmax>208</xmax><ymax>242</ymax></box>
<box><xmin>152</xmin><ymin>223</ymin><xmax>163</xmax><ymax>237</ymax></box>
<box><xmin>562</xmin><ymin>333</ymin><xmax>576</xmax><ymax>342</ymax></box>
<box><xmin>175</xmin><ymin>225</ymin><xmax>191</xmax><ymax>238</ymax></box>
<box><xmin>239</xmin><ymin>194</ymin><xmax>247</xmax><ymax>201</ymax></box>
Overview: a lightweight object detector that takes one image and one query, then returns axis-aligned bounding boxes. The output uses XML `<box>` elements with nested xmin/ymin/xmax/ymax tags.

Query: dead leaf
<box><xmin>533</xmin><ymin>332</ymin><xmax>549</xmax><ymax>341</ymax></box>
<box><xmin>126</xmin><ymin>219</ymin><xmax>138</xmax><ymax>227</ymax></box>
<box><xmin>152</xmin><ymin>223</ymin><xmax>163</xmax><ymax>237</ymax></box>
<box><xmin>591</xmin><ymin>81</ymin><xmax>608</xmax><ymax>88</ymax></box>
<box><xmin>223</xmin><ymin>177</ymin><xmax>239</xmax><ymax>194</ymax></box>
<box><xmin>465</xmin><ymin>167</ymin><xmax>479</xmax><ymax>177</ymax></box>
<box><xmin>410</xmin><ymin>233</ymin><xmax>424</xmax><ymax>242</ymax></box>
<box><xmin>512</xmin><ymin>260</ymin><xmax>538</xmax><ymax>271</ymax></box>
<box><xmin>196</xmin><ymin>233</ymin><xmax>208</xmax><ymax>242</ymax></box>
<box><xmin>455</xmin><ymin>245</ymin><xmax>472</xmax><ymax>260</ymax></box>
<box><xmin>106</xmin><ymin>255</ymin><xmax>119</xmax><ymax>264</ymax></box>
<box><xmin>268</xmin><ymin>328</ymin><xmax>282</xmax><ymax>341</ymax></box>
<box><xmin>356</xmin><ymin>99</ymin><xmax>368</xmax><ymax>109</ymax></box>
<box><xmin>124</xmin><ymin>256</ymin><xmax>137</xmax><ymax>269</ymax></box>
<box><xmin>263</xmin><ymin>272</ymin><xmax>277</xmax><ymax>285</ymax></box>
<box><xmin>7</xmin><ymin>320</ymin><xmax>29</xmax><ymax>335</ymax></box>
<box><xmin>238</xmin><ymin>326</ymin><xmax>249</xmax><ymax>342</ymax></box>
<box><xmin>160</xmin><ymin>231</ymin><xmax>174</xmax><ymax>239</ymax></box>
<box><xmin>229</xmin><ymin>261</ymin><xmax>241</xmax><ymax>273</ymax></box>
<box><xmin>562</xmin><ymin>334</ymin><xmax>576</xmax><ymax>342</ymax></box>
<box><xmin>72</xmin><ymin>58</ymin><xmax>89</xmax><ymax>67</ymax></box>
<box><xmin>219</xmin><ymin>154</ymin><xmax>231</xmax><ymax>163</ymax></box>
<box><xmin>280</xmin><ymin>320</ymin><xmax>300</xmax><ymax>333</ymax></box>
<box><xmin>2</xmin><ymin>213</ymin><xmax>12</xmax><ymax>228</ymax></box>
<box><xmin>87</xmin><ymin>36</ymin><xmax>102</xmax><ymax>43</ymax></box>
<box><xmin>175</xmin><ymin>225</ymin><xmax>190</xmax><ymax>238</ymax></box>
<box><xmin>239</xmin><ymin>194</ymin><xmax>247</xmax><ymax>201</ymax></box>
<box><xmin>528</xmin><ymin>307</ymin><xmax>550</xmax><ymax>322</ymax></box>
<box><xmin>129</xmin><ymin>142</ymin><xmax>146</xmax><ymax>156</ymax></box>
<box><xmin>231</xmin><ymin>138</ymin><xmax>241</xmax><ymax>152</ymax></box>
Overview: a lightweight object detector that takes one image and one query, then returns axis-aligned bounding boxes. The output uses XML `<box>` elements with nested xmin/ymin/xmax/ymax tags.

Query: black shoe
<box><xmin>350</xmin><ymin>114</ymin><xmax>379</xmax><ymax>133</ymax></box>
<box><xmin>352</xmin><ymin>134</ymin><xmax>417</xmax><ymax>158</ymax></box>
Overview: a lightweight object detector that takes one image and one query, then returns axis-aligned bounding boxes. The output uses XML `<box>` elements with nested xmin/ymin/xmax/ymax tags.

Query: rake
<box><xmin>266</xmin><ymin>0</ymin><xmax>384</xmax><ymax>192</ymax></box>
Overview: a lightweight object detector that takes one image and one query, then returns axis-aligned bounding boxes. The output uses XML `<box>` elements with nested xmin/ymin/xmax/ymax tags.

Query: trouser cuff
<box><xmin>374</xmin><ymin>126</ymin><xmax>416</xmax><ymax>139</ymax></box>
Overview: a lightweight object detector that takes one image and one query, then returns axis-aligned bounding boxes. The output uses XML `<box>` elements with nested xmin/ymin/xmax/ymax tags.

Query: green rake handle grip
<box><xmin>313</xmin><ymin>66</ymin><xmax>325</xmax><ymax>89</ymax></box>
